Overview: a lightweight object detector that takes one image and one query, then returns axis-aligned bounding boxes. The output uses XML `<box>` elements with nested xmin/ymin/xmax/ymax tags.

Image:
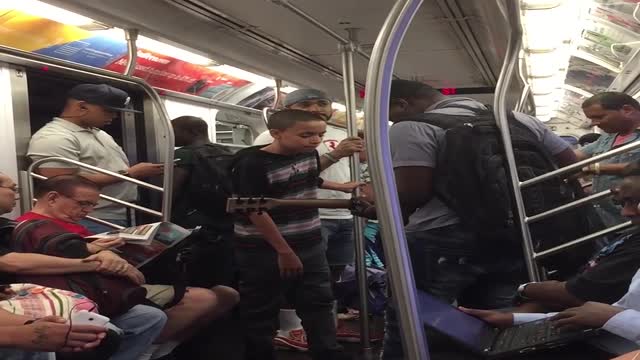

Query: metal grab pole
<box><xmin>493</xmin><ymin>0</ymin><xmax>540</xmax><ymax>281</ymax></box>
<box><xmin>124</xmin><ymin>29</ymin><xmax>139</xmax><ymax>77</ymax></box>
<box><xmin>340</xmin><ymin>38</ymin><xmax>372</xmax><ymax>358</ymax></box>
<box><xmin>364</xmin><ymin>0</ymin><xmax>428</xmax><ymax>359</ymax></box>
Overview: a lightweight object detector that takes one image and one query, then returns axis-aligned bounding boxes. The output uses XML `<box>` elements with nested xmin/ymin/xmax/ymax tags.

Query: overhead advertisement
<box><xmin>0</xmin><ymin>8</ymin><xmax>249</xmax><ymax>96</ymax></box>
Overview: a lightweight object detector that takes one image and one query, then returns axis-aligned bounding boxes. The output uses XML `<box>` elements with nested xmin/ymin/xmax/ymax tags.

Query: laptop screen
<box><xmin>417</xmin><ymin>290</ymin><xmax>494</xmax><ymax>351</ymax></box>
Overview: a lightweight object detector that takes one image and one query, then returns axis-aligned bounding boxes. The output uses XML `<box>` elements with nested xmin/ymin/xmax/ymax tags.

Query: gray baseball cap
<box><xmin>283</xmin><ymin>89</ymin><xmax>331</xmax><ymax>107</ymax></box>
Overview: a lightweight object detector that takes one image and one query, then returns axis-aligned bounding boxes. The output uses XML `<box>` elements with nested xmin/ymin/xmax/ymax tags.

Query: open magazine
<box><xmin>87</xmin><ymin>222</ymin><xmax>193</xmax><ymax>267</ymax></box>
<box><xmin>87</xmin><ymin>222</ymin><xmax>163</xmax><ymax>245</ymax></box>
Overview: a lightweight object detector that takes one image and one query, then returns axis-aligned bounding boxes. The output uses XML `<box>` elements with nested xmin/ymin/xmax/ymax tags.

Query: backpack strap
<box><xmin>397</xmin><ymin>111</ymin><xmax>480</xmax><ymax>130</ymax></box>
<box><xmin>12</xmin><ymin>219</ymin><xmax>48</xmax><ymax>252</ymax></box>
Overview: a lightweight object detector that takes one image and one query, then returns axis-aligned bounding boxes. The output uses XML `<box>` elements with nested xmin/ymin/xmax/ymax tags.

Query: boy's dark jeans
<box><xmin>235</xmin><ymin>242</ymin><xmax>341</xmax><ymax>360</ymax></box>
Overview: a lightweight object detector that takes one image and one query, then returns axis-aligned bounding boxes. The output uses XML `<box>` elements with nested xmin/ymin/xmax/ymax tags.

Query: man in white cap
<box><xmin>253</xmin><ymin>88</ymin><xmax>363</xmax><ymax>350</ymax></box>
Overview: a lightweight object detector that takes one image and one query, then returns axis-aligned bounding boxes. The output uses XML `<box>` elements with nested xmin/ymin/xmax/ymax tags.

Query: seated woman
<box><xmin>16</xmin><ymin>175</ymin><xmax>239</xmax><ymax>359</ymax></box>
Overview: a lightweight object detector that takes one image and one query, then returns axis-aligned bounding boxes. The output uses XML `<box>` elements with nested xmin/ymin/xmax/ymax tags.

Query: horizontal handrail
<box><xmin>28</xmin><ymin>157</ymin><xmax>164</xmax><ymax>217</ymax></box>
<box><xmin>521</xmin><ymin>140</ymin><xmax>640</xmax><ymax>188</ymax></box>
<box><xmin>84</xmin><ymin>216</ymin><xmax>125</xmax><ymax>230</ymax></box>
<box><xmin>526</xmin><ymin>189</ymin><xmax>611</xmax><ymax>224</ymax></box>
<box><xmin>159</xmin><ymin>88</ymin><xmax>263</xmax><ymax>116</ymax></box>
<box><xmin>29</xmin><ymin>158</ymin><xmax>163</xmax><ymax>192</ymax></box>
<box><xmin>534</xmin><ymin>221</ymin><xmax>635</xmax><ymax>260</ymax></box>
<box><xmin>216</xmin><ymin>143</ymin><xmax>249</xmax><ymax>148</ymax></box>
<box><xmin>91</xmin><ymin>194</ymin><xmax>162</xmax><ymax>218</ymax></box>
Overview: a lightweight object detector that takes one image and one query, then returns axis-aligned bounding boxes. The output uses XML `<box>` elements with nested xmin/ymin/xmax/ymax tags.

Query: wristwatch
<box><xmin>516</xmin><ymin>282</ymin><xmax>535</xmax><ymax>300</ymax></box>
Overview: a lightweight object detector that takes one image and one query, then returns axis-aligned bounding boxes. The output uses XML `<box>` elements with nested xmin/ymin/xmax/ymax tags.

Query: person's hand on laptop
<box><xmin>459</xmin><ymin>307</ymin><xmax>514</xmax><ymax>328</ymax></box>
<box><xmin>551</xmin><ymin>301</ymin><xmax>625</xmax><ymax>330</ymax></box>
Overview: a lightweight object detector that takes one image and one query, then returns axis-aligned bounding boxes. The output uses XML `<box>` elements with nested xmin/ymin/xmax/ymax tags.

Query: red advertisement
<box><xmin>105</xmin><ymin>49</ymin><xmax>250</xmax><ymax>95</ymax></box>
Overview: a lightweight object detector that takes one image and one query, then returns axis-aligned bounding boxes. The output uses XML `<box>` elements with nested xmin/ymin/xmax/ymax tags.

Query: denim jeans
<box><xmin>381</xmin><ymin>224</ymin><xmax>526</xmax><ymax>360</ymax></box>
<box><xmin>78</xmin><ymin>218</ymin><xmax>128</xmax><ymax>235</ymax></box>
<box><xmin>0</xmin><ymin>350</ymin><xmax>53</xmax><ymax>360</ymax></box>
<box><xmin>321</xmin><ymin>219</ymin><xmax>355</xmax><ymax>266</ymax></box>
<box><xmin>110</xmin><ymin>304</ymin><xmax>167</xmax><ymax>360</ymax></box>
<box><xmin>235</xmin><ymin>242</ymin><xmax>340</xmax><ymax>359</ymax></box>
<box><xmin>0</xmin><ymin>306</ymin><xmax>166</xmax><ymax>360</ymax></box>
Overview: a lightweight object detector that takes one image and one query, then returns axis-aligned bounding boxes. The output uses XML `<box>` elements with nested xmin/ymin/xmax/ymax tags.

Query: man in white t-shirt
<box><xmin>253</xmin><ymin>89</ymin><xmax>363</xmax><ymax>350</ymax></box>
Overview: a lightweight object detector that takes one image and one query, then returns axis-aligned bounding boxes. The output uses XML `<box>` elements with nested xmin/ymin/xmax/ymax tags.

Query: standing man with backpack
<box><xmin>171</xmin><ymin>115</ymin><xmax>236</xmax><ymax>288</ymax></box>
<box><xmin>375</xmin><ymin>80</ymin><xmax>578</xmax><ymax>359</ymax></box>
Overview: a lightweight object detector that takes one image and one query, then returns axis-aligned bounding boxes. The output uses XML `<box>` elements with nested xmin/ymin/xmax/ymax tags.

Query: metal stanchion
<box><xmin>340</xmin><ymin>28</ymin><xmax>372</xmax><ymax>358</ymax></box>
<box><xmin>364</xmin><ymin>0</ymin><xmax>428</xmax><ymax>358</ymax></box>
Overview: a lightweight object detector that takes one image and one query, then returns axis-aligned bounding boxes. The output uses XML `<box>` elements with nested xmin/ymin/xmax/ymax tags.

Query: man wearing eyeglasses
<box><xmin>0</xmin><ymin>173</ymin><xmax>168</xmax><ymax>360</ymax></box>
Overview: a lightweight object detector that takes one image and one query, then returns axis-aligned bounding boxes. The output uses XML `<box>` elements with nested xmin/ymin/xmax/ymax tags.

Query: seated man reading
<box><xmin>0</xmin><ymin>172</ymin><xmax>166</xmax><ymax>360</ymax></box>
<box><xmin>17</xmin><ymin>175</ymin><xmax>239</xmax><ymax>359</ymax></box>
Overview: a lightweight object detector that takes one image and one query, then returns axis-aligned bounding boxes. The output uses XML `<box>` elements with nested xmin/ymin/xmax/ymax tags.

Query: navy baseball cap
<box><xmin>283</xmin><ymin>89</ymin><xmax>331</xmax><ymax>107</ymax></box>
<box><xmin>68</xmin><ymin>84</ymin><xmax>140</xmax><ymax>113</ymax></box>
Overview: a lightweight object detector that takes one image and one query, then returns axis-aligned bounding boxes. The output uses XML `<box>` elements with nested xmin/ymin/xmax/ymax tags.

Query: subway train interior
<box><xmin>1</xmin><ymin>0</ymin><xmax>640</xmax><ymax>359</ymax></box>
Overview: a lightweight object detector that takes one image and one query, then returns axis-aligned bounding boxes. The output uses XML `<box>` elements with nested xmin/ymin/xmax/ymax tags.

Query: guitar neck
<box><xmin>272</xmin><ymin>199</ymin><xmax>352</xmax><ymax>209</ymax></box>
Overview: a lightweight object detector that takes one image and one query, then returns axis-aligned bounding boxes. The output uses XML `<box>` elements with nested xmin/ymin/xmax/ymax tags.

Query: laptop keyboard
<box><xmin>493</xmin><ymin>320</ymin><xmax>566</xmax><ymax>352</ymax></box>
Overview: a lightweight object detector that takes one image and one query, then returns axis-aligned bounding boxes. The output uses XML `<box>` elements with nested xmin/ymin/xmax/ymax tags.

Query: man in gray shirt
<box><xmin>380</xmin><ymin>80</ymin><xmax>577</xmax><ymax>359</ymax></box>
<box><xmin>27</xmin><ymin>84</ymin><xmax>164</xmax><ymax>233</ymax></box>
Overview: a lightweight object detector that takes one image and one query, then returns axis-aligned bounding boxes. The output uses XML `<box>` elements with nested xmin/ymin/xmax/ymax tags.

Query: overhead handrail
<box><xmin>268</xmin><ymin>0</ymin><xmax>399</xmax><ymax>82</ymax></box>
<box><xmin>156</xmin><ymin>88</ymin><xmax>264</xmax><ymax>117</ymax></box>
<box><xmin>364</xmin><ymin>0</ymin><xmax>429</xmax><ymax>358</ymax></box>
<box><xmin>261</xmin><ymin>107</ymin><xmax>270</xmax><ymax>127</ymax></box>
<box><xmin>27</xmin><ymin>157</ymin><xmax>164</xmax><ymax>222</ymax></box>
<box><xmin>270</xmin><ymin>0</ymin><xmax>371</xmax><ymax>60</ymax></box>
<box><xmin>0</xmin><ymin>44</ymin><xmax>175</xmax><ymax>221</ymax></box>
<box><xmin>124</xmin><ymin>29</ymin><xmax>139</xmax><ymax>77</ymax></box>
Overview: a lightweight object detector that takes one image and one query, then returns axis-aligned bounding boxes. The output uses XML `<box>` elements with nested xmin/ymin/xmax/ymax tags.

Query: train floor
<box><xmin>169</xmin><ymin>314</ymin><xmax>384</xmax><ymax>360</ymax></box>
<box><xmin>168</xmin><ymin>314</ymin><xmax>615</xmax><ymax>360</ymax></box>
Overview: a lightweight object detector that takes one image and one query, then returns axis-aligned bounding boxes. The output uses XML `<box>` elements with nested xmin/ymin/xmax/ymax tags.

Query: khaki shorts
<box><xmin>143</xmin><ymin>284</ymin><xmax>175</xmax><ymax>307</ymax></box>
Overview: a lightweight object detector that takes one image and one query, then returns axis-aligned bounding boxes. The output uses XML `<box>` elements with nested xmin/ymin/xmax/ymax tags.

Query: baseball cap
<box><xmin>68</xmin><ymin>84</ymin><xmax>140</xmax><ymax>113</ymax></box>
<box><xmin>283</xmin><ymin>89</ymin><xmax>331</xmax><ymax>107</ymax></box>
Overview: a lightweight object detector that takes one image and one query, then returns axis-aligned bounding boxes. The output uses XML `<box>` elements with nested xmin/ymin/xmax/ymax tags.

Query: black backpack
<box><xmin>172</xmin><ymin>143</ymin><xmax>242</xmax><ymax>288</ymax></box>
<box><xmin>178</xmin><ymin>143</ymin><xmax>236</xmax><ymax>219</ymax></box>
<box><xmin>398</xmin><ymin>105</ymin><xmax>600</xmax><ymax>276</ymax></box>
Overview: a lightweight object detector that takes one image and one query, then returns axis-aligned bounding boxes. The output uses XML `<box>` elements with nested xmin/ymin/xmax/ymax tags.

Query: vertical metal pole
<box><xmin>364</xmin><ymin>0</ymin><xmax>428</xmax><ymax>359</ymax></box>
<box><xmin>493</xmin><ymin>0</ymin><xmax>540</xmax><ymax>281</ymax></box>
<box><xmin>340</xmin><ymin>30</ymin><xmax>372</xmax><ymax>359</ymax></box>
<box><xmin>124</xmin><ymin>29</ymin><xmax>139</xmax><ymax>77</ymax></box>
